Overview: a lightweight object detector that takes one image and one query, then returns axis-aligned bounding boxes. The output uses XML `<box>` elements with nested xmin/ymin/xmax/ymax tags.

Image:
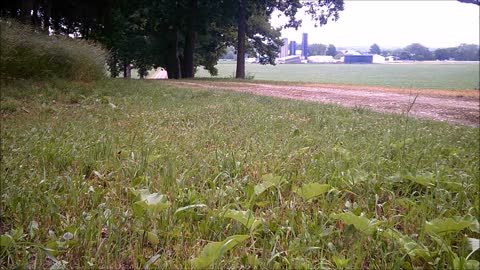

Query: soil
<box><xmin>166</xmin><ymin>81</ymin><xmax>480</xmax><ymax>127</ymax></box>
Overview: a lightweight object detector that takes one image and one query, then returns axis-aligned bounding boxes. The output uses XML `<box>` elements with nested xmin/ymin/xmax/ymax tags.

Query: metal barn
<box><xmin>344</xmin><ymin>55</ymin><xmax>373</xmax><ymax>64</ymax></box>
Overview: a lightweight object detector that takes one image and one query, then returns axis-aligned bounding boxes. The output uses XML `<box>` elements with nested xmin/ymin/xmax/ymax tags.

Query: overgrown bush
<box><xmin>0</xmin><ymin>19</ymin><xmax>107</xmax><ymax>82</ymax></box>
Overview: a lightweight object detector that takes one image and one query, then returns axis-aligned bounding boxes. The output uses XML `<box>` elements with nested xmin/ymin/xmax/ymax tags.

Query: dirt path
<box><xmin>167</xmin><ymin>81</ymin><xmax>480</xmax><ymax>127</ymax></box>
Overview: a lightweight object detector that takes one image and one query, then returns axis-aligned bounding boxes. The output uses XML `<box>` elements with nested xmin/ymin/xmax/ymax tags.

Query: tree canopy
<box><xmin>308</xmin><ymin>43</ymin><xmax>327</xmax><ymax>56</ymax></box>
<box><xmin>369</xmin><ymin>43</ymin><xmax>381</xmax><ymax>55</ymax></box>
<box><xmin>326</xmin><ymin>44</ymin><xmax>337</xmax><ymax>56</ymax></box>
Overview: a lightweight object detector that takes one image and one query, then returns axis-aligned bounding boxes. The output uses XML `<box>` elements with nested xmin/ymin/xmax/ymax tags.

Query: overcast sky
<box><xmin>270</xmin><ymin>0</ymin><xmax>480</xmax><ymax>49</ymax></box>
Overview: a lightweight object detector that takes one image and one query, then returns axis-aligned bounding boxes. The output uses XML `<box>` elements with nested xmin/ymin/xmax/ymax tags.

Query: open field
<box><xmin>195</xmin><ymin>62</ymin><xmax>480</xmax><ymax>90</ymax></box>
<box><xmin>168</xmin><ymin>80</ymin><xmax>480</xmax><ymax>126</ymax></box>
<box><xmin>1</xmin><ymin>79</ymin><xmax>479</xmax><ymax>269</ymax></box>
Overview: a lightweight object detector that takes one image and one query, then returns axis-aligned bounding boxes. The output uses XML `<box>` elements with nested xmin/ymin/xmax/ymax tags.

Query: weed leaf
<box><xmin>222</xmin><ymin>209</ymin><xmax>262</xmax><ymax>231</ymax></box>
<box><xmin>190</xmin><ymin>235</ymin><xmax>249</xmax><ymax>269</ymax></box>
<box><xmin>425</xmin><ymin>215</ymin><xmax>479</xmax><ymax>235</ymax></box>
<box><xmin>453</xmin><ymin>257</ymin><xmax>480</xmax><ymax>270</ymax></box>
<box><xmin>294</xmin><ymin>183</ymin><xmax>331</xmax><ymax>200</ymax></box>
<box><xmin>0</xmin><ymin>234</ymin><xmax>14</xmax><ymax>247</ymax></box>
<box><xmin>132</xmin><ymin>190</ymin><xmax>171</xmax><ymax>216</ymax></box>
<box><xmin>136</xmin><ymin>230</ymin><xmax>160</xmax><ymax>245</ymax></box>
<box><xmin>175</xmin><ymin>204</ymin><xmax>208</xmax><ymax>215</ymax></box>
<box><xmin>330</xmin><ymin>212</ymin><xmax>382</xmax><ymax>235</ymax></box>
<box><xmin>404</xmin><ymin>173</ymin><xmax>436</xmax><ymax>188</ymax></box>
<box><xmin>254</xmin><ymin>174</ymin><xmax>284</xmax><ymax>195</ymax></box>
<box><xmin>382</xmin><ymin>229</ymin><xmax>431</xmax><ymax>260</ymax></box>
<box><xmin>143</xmin><ymin>254</ymin><xmax>161</xmax><ymax>270</ymax></box>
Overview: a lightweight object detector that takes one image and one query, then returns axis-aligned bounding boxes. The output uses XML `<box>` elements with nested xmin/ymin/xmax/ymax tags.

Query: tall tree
<box><xmin>326</xmin><ymin>44</ymin><xmax>337</xmax><ymax>56</ymax></box>
<box><xmin>369</xmin><ymin>43</ymin><xmax>381</xmax><ymax>54</ymax></box>
<box><xmin>308</xmin><ymin>43</ymin><xmax>327</xmax><ymax>55</ymax></box>
<box><xmin>235</xmin><ymin>0</ymin><xmax>247</xmax><ymax>79</ymax></box>
<box><xmin>182</xmin><ymin>0</ymin><xmax>198</xmax><ymax>78</ymax></box>
<box><xmin>404</xmin><ymin>43</ymin><xmax>433</xmax><ymax>61</ymax></box>
<box><xmin>234</xmin><ymin>0</ymin><xmax>344</xmax><ymax>79</ymax></box>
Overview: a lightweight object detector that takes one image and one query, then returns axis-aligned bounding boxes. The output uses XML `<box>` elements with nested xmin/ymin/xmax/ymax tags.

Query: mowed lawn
<box><xmin>1</xmin><ymin>79</ymin><xmax>479</xmax><ymax>269</ymax></box>
<box><xmin>195</xmin><ymin>62</ymin><xmax>480</xmax><ymax>90</ymax></box>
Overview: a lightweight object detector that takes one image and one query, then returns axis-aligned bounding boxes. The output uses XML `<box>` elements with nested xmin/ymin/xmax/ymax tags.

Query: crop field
<box><xmin>1</xmin><ymin>79</ymin><xmax>479</xmax><ymax>269</ymax></box>
<box><xmin>195</xmin><ymin>62</ymin><xmax>480</xmax><ymax>90</ymax></box>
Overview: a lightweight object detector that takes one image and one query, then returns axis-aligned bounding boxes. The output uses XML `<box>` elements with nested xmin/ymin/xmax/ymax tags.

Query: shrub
<box><xmin>0</xmin><ymin>19</ymin><xmax>107</xmax><ymax>82</ymax></box>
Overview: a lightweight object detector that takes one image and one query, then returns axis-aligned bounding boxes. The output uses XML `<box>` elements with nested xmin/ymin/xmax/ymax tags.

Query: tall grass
<box><xmin>0</xmin><ymin>19</ymin><xmax>106</xmax><ymax>82</ymax></box>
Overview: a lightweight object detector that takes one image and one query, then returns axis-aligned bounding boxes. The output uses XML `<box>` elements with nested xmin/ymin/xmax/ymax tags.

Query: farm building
<box><xmin>344</xmin><ymin>55</ymin><xmax>373</xmax><ymax>64</ymax></box>
<box><xmin>372</xmin><ymin>54</ymin><xmax>386</xmax><ymax>63</ymax></box>
<box><xmin>276</xmin><ymin>55</ymin><xmax>301</xmax><ymax>64</ymax></box>
<box><xmin>343</xmin><ymin>54</ymin><xmax>385</xmax><ymax>64</ymax></box>
<box><xmin>308</xmin><ymin>55</ymin><xmax>335</xmax><ymax>63</ymax></box>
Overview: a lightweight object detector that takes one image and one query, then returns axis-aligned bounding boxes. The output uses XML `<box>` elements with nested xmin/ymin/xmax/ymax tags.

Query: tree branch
<box><xmin>457</xmin><ymin>0</ymin><xmax>480</xmax><ymax>6</ymax></box>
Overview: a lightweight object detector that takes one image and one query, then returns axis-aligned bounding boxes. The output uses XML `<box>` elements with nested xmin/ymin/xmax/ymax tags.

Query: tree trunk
<box><xmin>235</xmin><ymin>0</ymin><xmax>246</xmax><ymax>79</ymax></box>
<box><xmin>166</xmin><ymin>29</ymin><xmax>181</xmax><ymax>79</ymax></box>
<box><xmin>182</xmin><ymin>0</ymin><xmax>197</xmax><ymax>78</ymax></box>
<box><xmin>42</xmin><ymin>0</ymin><xmax>52</xmax><ymax>32</ymax></box>
<box><xmin>21</xmin><ymin>0</ymin><xmax>34</xmax><ymax>24</ymax></box>
<box><xmin>109</xmin><ymin>52</ymin><xmax>120</xmax><ymax>78</ymax></box>
<box><xmin>32</xmin><ymin>0</ymin><xmax>39</xmax><ymax>27</ymax></box>
<box><xmin>123</xmin><ymin>58</ymin><xmax>131</xmax><ymax>78</ymax></box>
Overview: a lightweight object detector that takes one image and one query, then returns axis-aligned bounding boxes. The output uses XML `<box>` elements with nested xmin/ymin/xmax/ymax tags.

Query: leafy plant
<box><xmin>132</xmin><ymin>189</ymin><xmax>171</xmax><ymax>217</ymax></box>
<box><xmin>222</xmin><ymin>209</ymin><xmax>262</xmax><ymax>231</ymax></box>
<box><xmin>254</xmin><ymin>174</ymin><xmax>285</xmax><ymax>196</ymax></box>
<box><xmin>190</xmin><ymin>235</ymin><xmax>249</xmax><ymax>269</ymax></box>
<box><xmin>330</xmin><ymin>212</ymin><xmax>383</xmax><ymax>236</ymax></box>
<box><xmin>294</xmin><ymin>183</ymin><xmax>332</xmax><ymax>201</ymax></box>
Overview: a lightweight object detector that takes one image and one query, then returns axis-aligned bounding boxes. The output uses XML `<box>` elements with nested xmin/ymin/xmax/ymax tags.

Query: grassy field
<box><xmin>1</xmin><ymin>79</ymin><xmax>479</xmax><ymax>269</ymax></box>
<box><xmin>195</xmin><ymin>62</ymin><xmax>480</xmax><ymax>90</ymax></box>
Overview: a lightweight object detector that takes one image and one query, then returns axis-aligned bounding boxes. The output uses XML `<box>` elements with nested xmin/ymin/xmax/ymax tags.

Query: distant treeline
<box><xmin>300</xmin><ymin>43</ymin><xmax>479</xmax><ymax>61</ymax></box>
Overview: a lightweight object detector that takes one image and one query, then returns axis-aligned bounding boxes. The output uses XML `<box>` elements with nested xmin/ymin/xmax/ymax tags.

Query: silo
<box><xmin>280</xmin><ymin>38</ymin><xmax>288</xmax><ymax>57</ymax></box>
<box><xmin>302</xmin><ymin>33</ymin><xmax>308</xmax><ymax>60</ymax></box>
<box><xmin>289</xmin><ymin>41</ymin><xmax>296</xmax><ymax>56</ymax></box>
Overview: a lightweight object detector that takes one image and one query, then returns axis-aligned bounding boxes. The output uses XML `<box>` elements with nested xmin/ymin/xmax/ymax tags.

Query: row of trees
<box><xmin>306</xmin><ymin>43</ymin><xmax>337</xmax><ymax>57</ymax></box>
<box><xmin>385</xmin><ymin>43</ymin><xmax>479</xmax><ymax>61</ymax></box>
<box><xmin>305</xmin><ymin>42</ymin><xmax>479</xmax><ymax>61</ymax></box>
<box><xmin>1</xmin><ymin>0</ymin><xmax>345</xmax><ymax>79</ymax></box>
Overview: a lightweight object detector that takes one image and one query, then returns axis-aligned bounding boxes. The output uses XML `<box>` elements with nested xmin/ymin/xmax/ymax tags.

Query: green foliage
<box><xmin>0</xmin><ymin>20</ymin><xmax>106</xmax><ymax>81</ymax></box>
